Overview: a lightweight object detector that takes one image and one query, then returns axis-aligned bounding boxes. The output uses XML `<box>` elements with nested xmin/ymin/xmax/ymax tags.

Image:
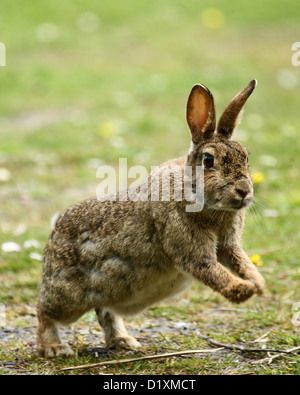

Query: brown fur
<box><xmin>37</xmin><ymin>81</ymin><xmax>265</xmax><ymax>357</ymax></box>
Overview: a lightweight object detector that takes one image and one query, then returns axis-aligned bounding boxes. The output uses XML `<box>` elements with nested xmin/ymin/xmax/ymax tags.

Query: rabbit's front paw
<box><xmin>247</xmin><ymin>273</ymin><xmax>265</xmax><ymax>296</ymax></box>
<box><xmin>106</xmin><ymin>336</ymin><xmax>141</xmax><ymax>351</ymax></box>
<box><xmin>37</xmin><ymin>343</ymin><xmax>74</xmax><ymax>358</ymax></box>
<box><xmin>224</xmin><ymin>279</ymin><xmax>256</xmax><ymax>304</ymax></box>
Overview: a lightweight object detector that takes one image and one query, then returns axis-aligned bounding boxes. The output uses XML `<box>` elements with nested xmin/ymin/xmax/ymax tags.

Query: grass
<box><xmin>0</xmin><ymin>0</ymin><xmax>300</xmax><ymax>375</ymax></box>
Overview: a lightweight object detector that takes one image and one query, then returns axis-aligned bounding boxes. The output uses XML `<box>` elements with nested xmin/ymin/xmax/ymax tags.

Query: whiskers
<box><xmin>249</xmin><ymin>199</ymin><xmax>267</xmax><ymax>231</ymax></box>
<box><xmin>204</xmin><ymin>197</ymin><xmax>269</xmax><ymax>231</ymax></box>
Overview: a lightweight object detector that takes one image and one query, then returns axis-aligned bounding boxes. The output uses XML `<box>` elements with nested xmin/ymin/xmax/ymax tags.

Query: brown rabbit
<box><xmin>37</xmin><ymin>80</ymin><xmax>265</xmax><ymax>357</ymax></box>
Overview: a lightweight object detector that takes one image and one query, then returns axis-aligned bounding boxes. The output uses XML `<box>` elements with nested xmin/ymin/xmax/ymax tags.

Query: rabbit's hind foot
<box><xmin>96</xmin><ymin>307</ymin><xmax>142</xmax><ymax>351</ymax></box>
<box><xmin>37</xmin><ymin>343</ymin><xmax>74</xmax><ymax>358</ymax></box>
<box><xmin>106</xmin><ymin>335</ymin><xmax>141</xmax><ymax>351</ymax></box>
<box><xmin>37</xmin><ymin>310</ymin><xmax>74</xmax><ymax>358</ymax></box>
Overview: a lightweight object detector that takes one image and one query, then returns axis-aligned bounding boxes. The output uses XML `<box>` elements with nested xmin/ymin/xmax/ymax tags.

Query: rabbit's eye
<box><xmin>203</xmin><ymin>153</ymin><xmax>214</xmax><ymax>168</ymax></box>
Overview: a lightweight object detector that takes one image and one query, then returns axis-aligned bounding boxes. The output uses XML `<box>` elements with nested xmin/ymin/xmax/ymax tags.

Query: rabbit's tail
<box><xmin>50</xmin><ymin>212</ymin><xmax>61</xmax><ymax>231</ymax></box>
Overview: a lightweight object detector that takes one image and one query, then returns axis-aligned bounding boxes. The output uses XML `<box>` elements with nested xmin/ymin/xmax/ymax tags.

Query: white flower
<box><xmin>2</xmin><ymin>242</ymin><xmax>21</xmax><ymax>253</ymax></box>
<box><xmin>277</xmin><ymin>69</ymin><xmax>298</xmax><ymax>90</ymax></box>
<box><xmin>110</xmin><ymin>136</ymin><xmax>125</xmax><ymax>149</ymax></box>
<box><xmin>264</xmin><ymin>209</ymin><xmax>279</xmax><ymax>218</ymax></box>
<box><xmin>259</xmin><ymin>155</ymin><xmax>277</xmax><ymax>167</ymax></box>
<box><xmin>246</xmin><ymin>113</ymin><xmax>264</xmax><ymax>130</ymax></box>
<box><xmin>0</xmin><ymin>168</ymin><xmax>11</xmax><ymax>182</ymax></box>
<box><xmin>13</xmin><ymin>224</ymin><xmax>27</xmax><ymax>236</ymax></box>
<box><xmin>29</xmin><ymin>252</ymin><xmax>43</xmax><ymax>261</ymax></box>
<box><xmin>36</xmin><ymin>23</ymin><xmax>60</xmax><ymax>42</ymax></box>
<box><xmin>77</xmin><ymin>12</ymin><xmax>100</xmax><ymax>33</ymax></box>
<box><xmin>86</xmin><ymin>158</ymin><xmax>105</xmax><ymax>170</ymax></box>
<box><xmin>24</xmin><ymin>240</ymin><xmax>40</xmax><ymax>249</ymax></box>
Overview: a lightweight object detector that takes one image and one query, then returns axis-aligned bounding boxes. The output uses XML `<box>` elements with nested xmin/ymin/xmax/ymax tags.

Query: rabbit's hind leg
<box><xmin>37</xmin><ymin>309</ymin><xmax>74</xmax><ymax>358</ymax></box>
<box><xmin>96</xmin><ymin>307</ymin><xmax>141</xmax><ymax>351</ymax></box>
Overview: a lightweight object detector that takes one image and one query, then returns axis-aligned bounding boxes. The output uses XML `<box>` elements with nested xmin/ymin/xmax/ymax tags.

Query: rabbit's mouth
<box><xmin>204</xmin><ymin>188</ymin><xmax>254</xmax><ymax>211</ymax></box>
<box><xmin>230</xmin><ymin>196</ymin><xmax>253</xmax><ymax>210</ymax></box>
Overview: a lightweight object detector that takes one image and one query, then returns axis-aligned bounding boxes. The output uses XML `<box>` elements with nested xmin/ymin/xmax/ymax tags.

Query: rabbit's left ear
<box><xmin>216</xmin><ymin>80</ymin><xmax>257</xmax><ymax>140</ymax></box>
<box><xmin>186</xmin><ymin>84</ymin><xmax>216</xmax><ymax>145</ymax></box>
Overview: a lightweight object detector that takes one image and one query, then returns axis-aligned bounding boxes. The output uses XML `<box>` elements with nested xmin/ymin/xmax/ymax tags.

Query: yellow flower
<box><xmin>252</xmin><ymin>172</ymin><xmax>265</xmax><ymax>184</ymax></box>
<box><xmin>250</xmin><ymin>254</ymin><xmax>264</xmax><ymax>267</ymax></box>
<box><xmin>99</xmin><ymin>122</ymin><xmax>118</xmax><ymax>138</ymax></box>
<box><xmin>201</xmin><ymin>8</ymin><xmax>225</xmax><ymax>30</ymax></box>
<box><xmin>292</xmin><ymin>191</ymin><xmax>300</xmax><ymax>205</ymax></box>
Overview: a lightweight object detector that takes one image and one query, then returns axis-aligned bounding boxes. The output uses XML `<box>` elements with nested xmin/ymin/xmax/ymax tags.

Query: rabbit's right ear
<box><xmin>186</xmin><ymin>84</ymin><xmax>216</xmax><ymax>145</ymax></box>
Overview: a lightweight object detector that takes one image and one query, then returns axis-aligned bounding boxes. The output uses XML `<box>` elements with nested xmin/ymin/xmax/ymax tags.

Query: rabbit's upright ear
<box><xmin>186</xmin><ymin>84</ymin><xmax>216</xmax><ymax>145</ymax></box>
<box><xmin>216</xmin><ymin>80</ymin><xmax>257</xmax><ymax>140</ymax></box>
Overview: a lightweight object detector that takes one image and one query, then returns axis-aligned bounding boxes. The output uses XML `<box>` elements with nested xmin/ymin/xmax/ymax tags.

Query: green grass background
<box><xmin>0</xmin><ymin>0</ymin><xmax>299</xmax><ymax>374</ymax></box>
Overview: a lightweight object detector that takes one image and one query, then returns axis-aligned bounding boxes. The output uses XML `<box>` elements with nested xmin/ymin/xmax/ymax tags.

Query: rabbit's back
<box><xmin>40</xmin><ymin>196</ymin><xmax>192</xmax><ymax>321</ymax></box>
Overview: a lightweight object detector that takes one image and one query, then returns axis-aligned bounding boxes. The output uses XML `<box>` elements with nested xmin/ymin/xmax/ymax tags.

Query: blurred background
<box><xmin>0</xmin><ymin>0</ymin><xmax>299</xmax><ymax>309</ymax></box>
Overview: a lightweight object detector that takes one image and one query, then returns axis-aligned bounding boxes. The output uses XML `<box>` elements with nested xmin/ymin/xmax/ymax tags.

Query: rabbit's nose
<box><xmin>236</xmin><ymin>189</ymin><xmax>249</xmax><ymax>199</ymax></box>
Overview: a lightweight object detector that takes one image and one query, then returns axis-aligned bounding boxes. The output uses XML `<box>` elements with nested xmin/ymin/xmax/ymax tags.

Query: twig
<box><xmin>60</xmin><ymin>336</ymin><xmax>300</xmax><ymax>372</ymax></box>
<box><xmin>59</xmin><ymin>348</ymin><xmax>224</xmax><ymax>372</ymax></box>
<box><xmin>252</xmin><ymin>331</ymin><xmax>270</xmax><ymax>344</ymax></box>
<box><xmin>204</xmin><ymin>307</ymin><xmax>255</xmax><ymax>314</ymax></box>
<box><xmin>199</xmin><ymin>334</ymin><xmax>295</xmax><ymax>354</ymax></box>
<box><xmin>252</xmin><ymin>346</ymin><xmax>300</xmax><ymax>365</ymax></box>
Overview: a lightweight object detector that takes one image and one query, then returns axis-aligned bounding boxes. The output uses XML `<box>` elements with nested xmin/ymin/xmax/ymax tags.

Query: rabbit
<box><xmin>37</xmin><ymin>80</ymin><xmax>265</xmax><ymax>357</ymax></box>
